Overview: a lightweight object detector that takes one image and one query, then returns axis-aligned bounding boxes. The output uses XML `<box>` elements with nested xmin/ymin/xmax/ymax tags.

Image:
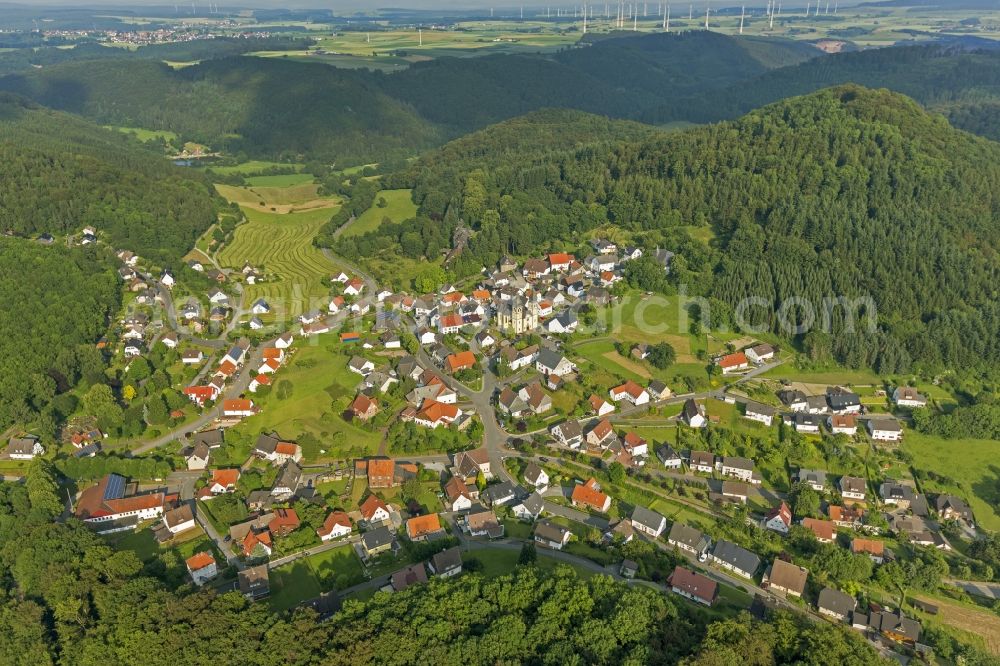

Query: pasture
<box><xmin>214</xmin><ymin>182</ymin><xmax>335</xmax><ymax>213</ymax></box>
<box><xmin>229</xmin><ymin>333</ymin><xmax>384</xmax><ymax>461</ymax></box>
<box><xmin>340</xmin><ymin>189</ymin><xmax>418</xmax><ymax>239</ymax></box>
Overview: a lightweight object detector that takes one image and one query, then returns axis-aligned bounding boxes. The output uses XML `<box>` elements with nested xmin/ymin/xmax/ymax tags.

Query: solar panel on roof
<box><xmin>103</xmin><ymin>474</ymin><xmax>126</xmax><ymax>501</ymax></box>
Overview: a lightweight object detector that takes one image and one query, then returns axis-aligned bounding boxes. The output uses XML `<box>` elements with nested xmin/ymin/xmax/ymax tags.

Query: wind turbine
<box><xmin>739</xmin><ymin>5</ymin><xmax>745</xmax><ymax>33</ymax></box>
<box><xmin>664</xmin><ymin>3</ymin><xmax>670</xmax><ymax>30</ymax></box>
<box><xmin>704</xmin><ymin>0</ymin><xmax>710</xmax><ymax>29</ymax></box>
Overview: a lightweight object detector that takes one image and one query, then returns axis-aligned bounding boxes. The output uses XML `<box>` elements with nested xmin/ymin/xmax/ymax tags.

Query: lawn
<box><xmin>904</xmin><ymin>431</ymin><xmax>1000</xmax><ymax>532</ymax></box>
<box><xmin>229</xmin><ymin>335</ymin><xmax>384</xmax><ymax>461</ymax></box>
<box><xmin>268</xmin><ymin>560</ymin><xmax>323</xmax><ymax>613</ymax></box>
<box><xmin>306</xmin><ymin>544</ymin><xmax>366</xmax><ymax>590</ymax></box>
<box><xmin>209</xmin><ymin>160</ymin><xmax>305</xmax><ymax>177</ymax></box>
<box><xmin>215</xmin><ymin>203</ymin><xmax>339</xmax><ymax>321</ymax></box>
<box><xmin>470</xmin><ymin>547</ymin><xmax>599</xmax><ymax>580</ymax></box>
<box><xmin>340</xmin><ymin>189</ymin><xmax>417</xmax><ymax>239</ymax></box>
<box><xmin>109</xmin><ymin>125</ymin><xmax>179</xmax><ymax>145</ymax></box>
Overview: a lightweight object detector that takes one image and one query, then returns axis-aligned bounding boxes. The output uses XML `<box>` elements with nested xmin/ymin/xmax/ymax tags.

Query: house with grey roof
<box><xmin>710</xmin><ymin>540</ymin><xmax>761</xmax><ymax>579</ymax></box>
<box><xmin>667</xmin><ymin>523</ymin><xmax>711</xmax><ymax>556</ymax></box>
<box><xmin>630</xmin><ymin>505</ymin><xmax>667</xmax><ymax>538</ymax></box>
<box><xmin>818</xmin><ymin>587</ymin><xmax>857</xmax><ymax>622</ymax></box>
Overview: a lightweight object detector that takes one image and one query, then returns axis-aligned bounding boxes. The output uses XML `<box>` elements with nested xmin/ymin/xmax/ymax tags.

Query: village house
<box><xmin>656</xmin><ymin>444</ymin><xmax>683</xmax><ymax>469</ymax></box>
<box><xmin>762</xmin><ymin>559</ymin><xmax>808</xmax><ymax>598</ymax></box>
<box><xmin>271</xmin><ymin>461</ymin><xmax>301</xmax><ymax>499</ymax></box>
<box><xmin>406</xmin><ymin>513</ymin><xmax>444</xmax><ymax>541</ymax></box>
<box><xmin>518</xmin><ymin>382</ymin><xmax>553</xmax><ymax>415</ymax></box>
<box><xmin>7</xmin><ymin>436</ymin><xmax>44</xmax><ymax>460</ymax></box>
<box><xmin>361</xmin><ymin>526</ymin><xmax>396</xmax><ymax>558</ymax></box>
<box><xmin>880</xmin><ymin>482</ymin><xmax>916</xmax><ymax>509</ymax></box>
<box><xmin>828</xmin><ymin>413</ymin><xmax>858</xmax><ymax>436</ymax></box>
<box><xmin>717</xmin><ymin>351</ymin><xmax>749</xmax><ymax>374</ymax></box>
<box><xmin>793</xmin><ymin>412</ymin><xmax>822</xmax><ymax>434</ymax></box>
<box><xmin>682</xmin><ymin>399</ymin><xmax>707</xmax><ymax>428</ymax></box>
<box><xmin>239</xmin><ymin>565</ymin><xmax>270</xmax><ymax>600</ymax></box>
<box><xmin>851</xmin><ymin>538</ymin><xmax>886</xmax><ymax>564</ymax></box>
<box><xmin>688</xmin><ymin>450</ymin><xmax>715</xmax><ymax>474</ymax></box>
<box><xmin>414</xmin><ymin>399</ymin><xmax>462</xmax><ymax>428</ymax></box>
<box><xmin>610</xmin><ymin>380</ymin><xmax>650</xmax><ymax>406</ymax></box>
<box><xmin>512</xmin><ymin>492</ymin><xmax>546</xmax><ymax>522</ymax></box>
<box><xmin>669</xmin><ymin>566</ymin><xmax>718</xmax><ymax>606</ymax></box>
<box><xmin>588</xmin><ymin>394</ymin><xmax>615</xmax><ymax>417</ymax></box>
<box><xmin>522</xmin><ymin>463</ymin><xmax>549</xmax><ymax>491</ymax></box>
<box><xmin>710</xmin><ymin>540</ymin><xmax>761</xmax><ymax>579</ymax></box>
<box><xmin>206</xmin><ymin>468</ymin><xmax>240</xmax><ymax>496</ymax></box>
<box><xmin>534</xmin><ymin>520</ymin><xmax>572</xmax><ymax>550</ymax></box>
<box><xmin>465</xmin><ymin>507</ymin><xmax>504</xmax><ymax>538</ymax></box>
<box><xmin>254</xmin><ymin>433</ymin><xmax>302</xmax><ymax>465</ymax></box>
<box><xmin>866</xmin><ymin>610</ymin><xmax>922</xmax><ymax>646</ymax></box>
<box><xmin>745</xmin><ymin>343</ymin><xmax>775</xmax><ymax>364</ymax></box>
<box><xmin>622</xmin><ymin>431</ymin><xmax>648</xmax><ymax>459</ymax></box>
<box><xmin>936</xmin><ymin>495</ymin><xmax>974</xmax><ymax>524</ymax></box>
<box><xmin>186</xmin><ymin>552</ymin><xmax>218</xmax><ymax>586</ymax></box>
<box><xmin>802</xmin><ymin>517</ymin><xmax>837</xmax><ymax>543</ymax></box>
<box><xmin>571</xmin><ymin>478</ymin><xmax>611</xmax><ymax>513</ymax></box>
<box><xmin>826</xmin><ymin>387</ymin><xmax>861</xmax><ymax>414</ymax></box>
<box><xmin>763</xmin><ymin>501</ymin><xmax>792</xmax><ymax>534</ymax></box>
<box><xmin>535</xmin><ymin>349</ymin><xmax>576</xmax><ymax>377</ymax></box>
<box><xmin>868</xmin><ymin>418</ymin><xmax>903</xmax><ymax>442</ymax></box>
<box><xmin>444</xmin><ymin>475</ymin><xmax>477</xmax><ymax>511</ymax></box>
<box><xmin>359</xmin><ymin>495</ymin><xmax>391</xmax><ymax>526</ymax></box>
<box><xmin>551</xmin><ymin>419</ymin><xmax>584</xmax><ymax>448</ymax></box>
<box><xmin>350</xmin><ymin>394</ymin><xmax>380</xmax><ymax>421</ymax></box>
<box><xmin>185</xmin><ymin>442</ymin><xmax>210</xmax><ymax>471</ymax></box>
<box><xmin>829</xmin><ymin>505</ymin><xmax>867</xmax><ymax>531</ymax></box>
<box><xmin>646</xmin><ymin>380</ymin><xmax>671</xmax><ymax>402</ymax></box>
<box><xmin>817</xmin><ymin>587</ymin><xmax>857</xmax><ymax>622</ymax></box>
<box><xmin>779</xmin><ymin>389</ymin><xmax>809</xmax><ymax>412</ymax></box>
<box><xmin>721</xmin><ymin>456</ymin><xmax>759</xmax><ymax>484</ymax></box>
<box><xmin>839</xmin><ymin>476</ymin><xmax>867</xmax><ymax>502</ymax></box>
<box><xmin>429</xmin><ymin>547</ymin><xmax>463</xmax><ymax>578</ymax></box>
<box><xmin>222</xmin><ymin>399</ymin><xmax>257</xmax><ymax>419</ymax></box>
<box><xmin>585</xmin><ymin>419</ymin><xmax>616</xmax><ymax>448</ymax></box>
<box><xmin>793</xmin><ymin>468</ymin><xmax>827</xmax><ymax>492</ymax></box>
<box><xmin>163</xmin><ymin>504</ymin><xmax>196</xmax><ymax>534</ymax></box>
<box><xmin>630</xmin><ymin>505</ymin><xmax>667</xmax><ymax>537</ymax></box>
<box><xmin>667</xmin><ymin>523</ymin><xmax>711</xmax><ymax>556</ymax></box>
<box><xmin>720</xmin><ymin>481</ymin><xmax>751</xmax><ymax>504</ymax></box>
<box><xmin>893</xmin><ymin>386</ymin><xmax>927</xmax><ymax>409</ymax></box>
<box><xmin>743</xmin><ymin>402</ymin><xmax>776</xmax><ymax>427</ymax></box>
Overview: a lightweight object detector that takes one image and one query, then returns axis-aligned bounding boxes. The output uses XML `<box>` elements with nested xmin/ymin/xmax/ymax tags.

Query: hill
<box><xmin>0</xmin><ymin>57</ymin><xmax>444</xmax><ymax>165</ymax></box>
<box><xmin>351</xmin><ymin>86</ymin><xmax>1000</xmax><ymax>377</ymax></box>
<box><xmin>376</xmin><ymin>31</ymin><xmax>820</xmax><ymax>133</ymax></box>
<box><xmin>645</xmin><ymin>44</ymin><xmax>1000</xmax><ymax>140</ymax></box>
<box><xmin>0</xmin><ymin>237</ymin><xmax>119</xmax><ymax>433</ymax></box>
<box><xmin>0</xmin><ymin>94</ymin><xmax>220</xmax><ymax>264</ymax></box>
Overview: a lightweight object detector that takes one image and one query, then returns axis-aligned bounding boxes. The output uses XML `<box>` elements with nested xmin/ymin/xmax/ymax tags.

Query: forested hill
<box><xmin>354</xmin><ymin>86</ymin><xmax>1000</xmax><ymax>377</ymax></box>
<box><xmin>0</xmin><ymin>95</ymin><xmax>219</xmax><ymax>264</ymax></box>
<box><xmin>0</xmin><ymin>238</ymin><xmax>119</xmax><ymax>433</ymax></box>
<box><xmin>0</xmin><ymin>57</ymin><xmax>444</xmax><ymax>165</ymax></box>
<box><xmin>645</xmin><ymin>44</ymin><xmax>1000</xmax><ymax>140</ymax></box>
<box><xmin>374</xmin><ymin>31</ymin><xmax>818</xmax><ymax>133</ymax></box>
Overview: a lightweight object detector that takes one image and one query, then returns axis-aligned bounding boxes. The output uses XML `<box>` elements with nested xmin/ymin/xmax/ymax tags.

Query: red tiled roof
<box><xmin>612</xmin><ymin>380</ymin><xmax>645</xmax><ymax>399</ymax></box>
<box><xmin>275</xmin><ymin>442</ymin><xmax>298</xmax><ymax>455</ymax></box>
<box><xmin>319</xmin><ymin>511</ymin><xmax>352</xmax><ymax>536</ymax></box>
<box><xmin>719</xmin><ymin>352</ymin><xmax>748</xmax><ymax>368</ymax></box>
<box><xmin>186</xmin><ymin>551</ymin><xmax>216</xmax><ymax>571</ymax></box>
<box><xmin>359</xmin><ymin>494</ymin><xmax>389</xmax><ymax>520</ymax></box>
<box><xmin>440</xmin><ymin>313</ymin><xmax>464</xmax><ymax>328</ymax></box>
<box><xmin>417</xmin><ymin>399</ymin><xmax>459</xmax><ymax>424</ymax></box>
<box><xmin>223</xmin><ymin>399</ymin><xmax>254</xmax><ymax>412</ymax></box>
<box><xmin>802</xmin><ymin>518</ymin><xmax>836</xmax><ymax>541</ymax></box>
<box><xmin>548</xmin><ymin>253</ymin><xmax>572</xmax><ymax>265</ymax></box>
<box><xmin>446</xmin><ymin>350</ymin><xmax>476</xmax><ymax>372</ymax></box>
<box><xmin>211</xmin><ymin>469</ymin><xmax>240</xmax><ymax>488</ymax></box>
<box><xmin>669</xmin><ymin>566</ymin><xmax>718</xmax><ymax>603</ymax></box>
<box><xmin>572</xmin><ymin>478</ymin><xmax>610</xmax><ymax>511</ymax></box>
<box><xmin>406</xmin><ymin>513</ymin><xmax>442</xmax><ymax>539</ymax></box>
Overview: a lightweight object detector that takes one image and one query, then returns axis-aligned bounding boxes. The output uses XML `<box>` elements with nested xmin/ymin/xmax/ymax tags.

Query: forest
<box><xmin>339</xmin><ymin>86</ymin><xmax>1000</xmax><ymax>378</ymax></box>
<box><xmin>0</xmin><ymin>238</ymin><xmax>119</xmax><ymax>434</ymax></box>
<box><xmin>0</xmin><ymin>462</ymin><xmax>889</xmax><ymax>665</ymax></box>
<box><xmin>0</xmin><ymin>95</ymin><xmax>220</xmax><ymax>263</ymax></box>
<box><xmin>0</xmin><ymin>56</ymin><xmax>443</xmax><ymax>166</ymax></box>
<box><xmin>6</xmin><ymin>33</ymin><xmax>1000</xmax><ymax>163</ymax></box>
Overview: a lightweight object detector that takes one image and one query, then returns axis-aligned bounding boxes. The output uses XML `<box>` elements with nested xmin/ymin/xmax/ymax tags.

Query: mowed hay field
<box><xmin>217</xmin><ymin>203</ymin><xmax>338</xmax><ymax>321</ymax></box>
<box><xmin>215</xmin><ymin>182</ymin><xmax>335</xmax><ymax>214</ymax></box>
<box><xmin>340</xmin><ymin>189</ymin><xmax>418</xmax><ymax>238</ymax></box>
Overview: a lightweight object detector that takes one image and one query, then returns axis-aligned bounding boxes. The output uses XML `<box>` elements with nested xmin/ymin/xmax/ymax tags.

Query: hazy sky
<box><xmin>7</xmin><ymin>0</ymin><xmax>851</xmax><ymax>10</ymax></box>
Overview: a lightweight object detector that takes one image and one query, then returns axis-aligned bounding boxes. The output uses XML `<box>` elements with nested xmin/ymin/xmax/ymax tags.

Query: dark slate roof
<box><xmin>712</xmin><ymin>539</ymin><xmax>761</xmax><ymax>575</ymax></box>
<box><xmin>431</xmin><ymin>546</ymin><xmax>463</xmax><ymax>574</ymax></box>
<box><xmin>362</xmin><ymin>526</ymin><xmax>395</xmax><ymax>550</ymax></box>
<box><xmin>668</xmin><ymin>523</ymin><xmax>710</xmax><ymax>551</ymax></box>
<box><xmin>630</xmin><ymin>505</ymin><xmax>666</xmax><ymax>532</ymax></box>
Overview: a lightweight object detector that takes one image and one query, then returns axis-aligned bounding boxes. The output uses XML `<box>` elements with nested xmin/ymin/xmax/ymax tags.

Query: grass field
<box><xmin>245</xmin><ymin>173</ymin><xmax>316</xmax><ymax>188</ymax></box>
<box><xmin>229</xmin><ymin>334</ymin><xmax>384</xmax><ymax>461</ymax></box>
<box><xmin>911</xmin><ymin>593</ymin><xmax>1000</xmax><ymax>656</ymax></box>
<box><xmin>109</xmin><ymin>125</ymin><xmax>178</xmax><ymax>144</ymax></box>
<box><xmin>340</xmin><ymin>189</ymin><xmax>417</xmax><ymax>239</ymax></box>
<box><xmin>215</xmin><ymin>182</ymin><xmax>336</xmax><ymax>213</ymax></box>
<box><xmin>210</xmin><ymin>160</ymin><xmax>305</xmax><ymax>177</ymax></box>
<box><xmin>269</xmin><ymin>560</ymin><xmax>323</xmax><ymax>612</ymax></box>
<box><xmin>216</xmin><ymin>202</ymin><xmax>338</xmax><ymax>321</ymax></box>
<box><xmin>904</xmin><ymin>432</ymin><xmax>1000</xmax><ymax>533</ymax></box>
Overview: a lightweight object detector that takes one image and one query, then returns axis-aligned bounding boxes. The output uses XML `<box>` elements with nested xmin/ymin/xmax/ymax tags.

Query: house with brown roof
<box><xmin>763</xmin><ymin>559</ymin><xmax>808</xmax><ymax>598</ymax></box>
<box><xmin>717</xmin><ymin>352</ymin><xmax>749</xmax><ymax>374</ymax></box>
<box><xmin>74</xmin><ymin>474</ymin><xmax>165</xmax><ymax>533</ymax></box>
<box><xmin>367</xmin><ymin>458</ymin><xmax>397</xmax><ymax>489</ymax></box>
<box><xmin>239</xmin><ymin>564</ymin><xmax>270</xmax><ymax>600</ymax></box>
<box><xmin>391</xmin><ymin>563</ymin><xmax>428</xmax><ymax>592</ymax></box>
<box><xmin>669</xmin><ymin>566</ymin><xmax>718</xmax><ymax>606</ymax></box>
<box><xmin>571</xmin><ymin>478</ymin><xmax>611</xmax><ymax>513</ymax></box>
<box><xmin>585</xmin><ymin>418</ymin><xmax>616</xmax><ymax>448</ymax></box>
<box><xmin>445</xmin><ymin>350</ymin><xmax>477</xmax><ymax>373</ymax></box>
<box><xmin>443</xmin><ymin>475</ymin><xmax>477</xmax><ymax>511</ymax></box>
<box><xmin>851</xmin><ymin>538</ymin><xmax>886</xmax><ymax>564</ymax></box>
<box><xmin>610</xmin><ymin>380</ymin><xmax>649</xmax><ymax>406</ymax></box>
<box><xmin>454</xmin><ymin>449</ymin><xmax>492</xmax><ymax>480</ymax></box>
<box><xmin>802</xmin><ymin>518</ymin><xmax>837</xmax><ymax>543</ymax></box>
<box><xmin>464</xmin><ymin>507</ymin><xmax>504</xmax><ymax>538</ymax></box>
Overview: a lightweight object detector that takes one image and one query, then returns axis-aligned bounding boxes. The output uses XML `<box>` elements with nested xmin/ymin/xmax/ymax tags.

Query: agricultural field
<box><xmin>228</xmin><ymin>333</ymin><xmax>384</xmax><ymax>461</ymax></box>
<box><xmin>244</xmin><ymin>173</ymin><xmax>316</xmax><ymax>188</ymax></box>
<box><xmin>214</xmin><ymin>182</ymin><xmax>335</xmax><ymax>213</ymax></box>
<box><xmin>340</xmin><ymin>189</ymin><xmax>418</xmax><ymax>239</ymax></box>
<box><xmin>108</xmin><ymin>125</ymin><xmax>179</xmax><ymax>145</ymax></box>
<box><xmin>209</xmin><ymin>160</ymin><xmax>306</xmax><ymax>177</ymax></box>
<box><xmin>215</xmin><ymin>194</ymin><xmax>338</xmax><ymax>321</ymax></box>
